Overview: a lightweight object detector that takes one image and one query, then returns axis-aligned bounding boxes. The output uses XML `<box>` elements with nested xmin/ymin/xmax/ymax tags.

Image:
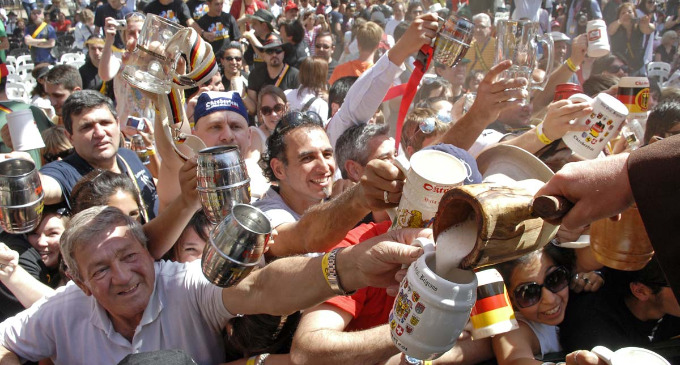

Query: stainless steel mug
<box><xmin>0</xmin><ymin>159</ymin><xmax>44</xmax><ymax>234</ymax></box>
<box><xmin>201</xmin><ymin>204</ymin><xmax>271</xmax><ymax>287</ymax></box>
<box><xmin>197</xmin><ymin>145</ymin><xmax>251</xmax><ymax>224</ymax></box>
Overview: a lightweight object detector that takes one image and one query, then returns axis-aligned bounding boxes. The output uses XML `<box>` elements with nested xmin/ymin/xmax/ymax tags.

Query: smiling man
<box><xmin>0</xmin><ymin>205</ymin><xmax>425</xmax><ymax>365</ymax></box>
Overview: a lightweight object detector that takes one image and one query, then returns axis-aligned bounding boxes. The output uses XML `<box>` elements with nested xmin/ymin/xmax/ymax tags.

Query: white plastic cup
<box><xmin>586</xmin><ymin>20</ymin><xmax>610</xmax><ymax>58</ymax></box>
<box><xmin>6</xmin><ymin>109</ymin><xmax>45</xmax><ymax>151</ymax></box>
<box><xmin>562</xmin><ymin>93</ymin><xmax>628</xmax><ymax>160</ymax></box>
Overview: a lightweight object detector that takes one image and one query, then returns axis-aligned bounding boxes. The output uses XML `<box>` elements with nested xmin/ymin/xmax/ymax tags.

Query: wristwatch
<box><xmin>327</xmin><ymin>248</ymin><xmax>356</xmax><ymax>296</ymax></box>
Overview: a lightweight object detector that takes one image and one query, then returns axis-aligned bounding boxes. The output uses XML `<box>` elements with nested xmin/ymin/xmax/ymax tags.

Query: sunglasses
<box><xmin>224</xmin><ymin>56</ymin><xmax>242</xmax><ymax>62</ymax></box>
<box><xmin>265</xmin><ymin>48</ymin><xmax>284</xmax><ymax>55</ymax></box>
<box><xmin>43</xmin><ymin>148</ymin><xmax>74</xmax><ymax>163</ymax></box>
<box><xmin>261</xmin><ymin>103</ymin><xmax>285</xmax><ymax>116</ymax></box>
<box><xmin>607</xmin><ymin>64</ymin><xmax>629</xmax><ymax>74</ymax></box>
<box><xmin>513</xmin><ymin>266</ymin><xmax>570</xmax><ymax>308</ymax></box>
<box><xmin>315</xmin><ymin>43</ymin><xmax>332</xmax><ymax>49</ymax></box>
<box><xmin>274</xmin><ymin>111</ymin><xmax>324</xmax><ymax>134</ymax></box>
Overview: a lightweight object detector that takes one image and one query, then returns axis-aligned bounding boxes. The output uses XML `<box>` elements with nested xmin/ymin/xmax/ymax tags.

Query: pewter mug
<box><xmin>197</xmin><ymin>145</ymin><xmax>251</xmax><ymax>224</ymax></box>
<box><xmin>201</xmin><ymin>204</ymin><xmax>271</xmax><ymax>287</ymax></box>
<box><xmin>0</xmin><ymin>159</ymin><xmax>44</xmax><ymax>234</ymax></box>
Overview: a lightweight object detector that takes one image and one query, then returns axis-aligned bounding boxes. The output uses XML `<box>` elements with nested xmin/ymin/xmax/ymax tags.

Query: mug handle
<box><xmin>386</xmin><ymin>154</ymin><xmax>411</xmax><ymax>222</ymax></box>
<box><xmin>532</xmin><ymin>33</ymin><xmax>554</xmax><ymax>92</ymax></box>
<box><xmin>402</xmin><ymin>237</ymin><xmax>435</xmax><ymax>269</ymax></box>
<box><xmin>591</xmin><ymin>346</ymin><xmax>615</xmax><ymax>365</ymax></box>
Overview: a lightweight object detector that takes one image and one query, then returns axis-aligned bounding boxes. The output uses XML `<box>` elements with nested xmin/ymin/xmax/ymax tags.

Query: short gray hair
<box><xmin>60</xmin><ymin>206</ymin><xmax>148</xmax><ymax>281</ymax></box>
<box><xmin>335</xmin><ymin>123</ymin><xmax>390</xmax><ymax>179</ymax></box>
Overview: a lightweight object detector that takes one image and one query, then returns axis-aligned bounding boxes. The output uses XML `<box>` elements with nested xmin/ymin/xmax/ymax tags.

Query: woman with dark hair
<box><xmin>30</xmin><ymin>64</ymin><xmax>56</xmax><ymax>120</ymax></box>
<box><xmin>0</xmin><ymin>206</ymin><xmax>69</xmax><ymax>321</ymax></box>
<box><xmin>607</xmin><ymin>2</ymin><xmax>655</xmax><ymax>75</ymax></box>
<box><xmin>284</xmin><ymin>57</ymin><xmax>329</xmax><ymax>120</ymax></box>
<box><xmin>590</xmin><ymin>53</ymin><xmax>629</xmax><ymax>78</ymax></box>
<box><xmin>70</xmin><ymin>169</ymin><xmax>143</xmax><ymax>219</ymax></box>
<box><xmin>249</xmin><ymin>85</ymin><xmax>289</xmax><ymax>157</ymax></box>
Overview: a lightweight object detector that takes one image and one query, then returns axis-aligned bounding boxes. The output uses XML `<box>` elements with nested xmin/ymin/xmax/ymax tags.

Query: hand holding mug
<box><xmin>467</xmin><ymin>60</ymin><xmax>528</xmax><ymax>125</ymax></box>
<box><xmin>571</xmin><ymin>34</ymin><xmax>588</xmax><ymax>65</ymax></box>
<box><xmin>542</xmin><ymin>99</ymin><xmax>593</xmax><ymax>141</ymax></box>
<box><xmin>359</xmin><ymin>159</ymin><xmax>405</xmax><ymax>210</ymax></box>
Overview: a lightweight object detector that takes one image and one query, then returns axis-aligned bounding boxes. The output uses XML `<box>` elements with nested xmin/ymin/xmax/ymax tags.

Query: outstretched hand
<box><xmin>534</xmin><ymin>153</ymin><xmax>634</xmax><ymax>229</ymax></box>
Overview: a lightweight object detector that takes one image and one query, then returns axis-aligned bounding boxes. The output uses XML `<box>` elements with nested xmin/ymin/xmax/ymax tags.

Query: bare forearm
<box><xmin>223</xmin><ymin>256</ymin><xmax>333</xmax><ymax>315</ymax></box>
<box><xmin>270</xmin><ymin>184</ymin><xmax>369</xmax><ymax>256</ymax></box>
<box><xmin>40</xmin><ymin>173</ymin><xmax>64</xmax><ymax>205</ymax></box>
<box><xmin>144</xmin><ymin>196</ymin><xmax>199</xmax><ymax>259</ymax></box>
<box><xmin>1</xmin><ymin>266</ymin><xmax>55</xmax><ymax>308</ymax></box>
<box><xmin>292</xmin><ymin>325</ymin><xmax>398</xmax><ymax>365</ymax></box>
<box><xmin>531</xmin><ymin>63</ymin><xmax>574</xmax><ymax>113</ymax></box>
<box><xmin>438</xmin><ymin>112</ymin><xmax>489</xmax><ymax>150</ymax></box>
<box><xmin>501</xmin><ymin>128</ymin><xmax>545</xmax><ymax>154</ymax></box>
<box><xmin>0</xmin><ymin>347</ymin><xmax>20</xmax><ymax>365</ymax></box>
<box><xmin>99</xmin><ymin>38</ymin><xmax>121</xmax><ymax>81</ymax></box>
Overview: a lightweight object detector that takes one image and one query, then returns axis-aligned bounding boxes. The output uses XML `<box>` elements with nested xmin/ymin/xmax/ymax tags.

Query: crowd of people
<box><xmin>0</xmin><ymin>0</ymin><xmax>679</xmax><ymax>364</ymax></box>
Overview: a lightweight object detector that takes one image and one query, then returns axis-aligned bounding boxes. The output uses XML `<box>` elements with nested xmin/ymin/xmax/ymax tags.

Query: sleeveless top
<box><xmin>516</xmin><ymin>313</ymin><xmax>562</xmax><ymax>360</ymax></box>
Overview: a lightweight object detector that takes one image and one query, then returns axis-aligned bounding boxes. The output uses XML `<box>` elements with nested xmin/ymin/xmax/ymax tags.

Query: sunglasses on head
<box><xmin>43</xmin><ymin>148</ymin><xmax>74</xmax><ymax>163</ymax></box>
<box><xmin>607</xmin><ymin>64</ymin><xmax>629</xmax><ymax>73</ymax></box>
<box><xmin>224</xmin><ymin>56</ymin><xmax>242</xmax><ymax>62</ymax></box>
<box><xmin>266</xmin><ymin>48</ymin><xmax>284</xmax><ymax>55</ymax></box>
<box><xmin>274</xmin><ymin>111</ymin><xmax>324</xmax><ymax>134</ymax></box>
<box><xmin>261</xmin><ymin>103</ymin><xmax>285</xmax><ymax>116</ymax></box>
<box><xmin>513</xmin><ymin>266</ymin><xmax>570</xmax><ymax>308</ymax></box>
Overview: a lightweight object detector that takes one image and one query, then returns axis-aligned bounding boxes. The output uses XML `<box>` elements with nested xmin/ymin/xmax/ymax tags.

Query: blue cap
<box><xmin>194</xmin><ymin>91</ymin><xmax>249</xmax><ymax>125</ymax></box>
<box><xmin>422</xmin><ymin>143</ymin><xmax>482</xmax><ymax>185</ymax></box>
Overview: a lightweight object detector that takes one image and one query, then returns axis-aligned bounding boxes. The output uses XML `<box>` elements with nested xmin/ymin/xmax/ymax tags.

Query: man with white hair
<box><xmin>465</xmin><ymin>12</ymin><xmax>495</xmax><ymax>73</ymax></box>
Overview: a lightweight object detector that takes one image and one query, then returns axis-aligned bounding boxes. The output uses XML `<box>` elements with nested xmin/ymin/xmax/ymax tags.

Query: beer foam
<box><xmin>435</xmin><ymin>213</ymin><xmax>477</xmax><ymax>275</ymax></box>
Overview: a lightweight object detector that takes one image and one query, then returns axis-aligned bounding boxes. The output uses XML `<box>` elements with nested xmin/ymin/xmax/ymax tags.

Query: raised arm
<box><xmin>144</xmin><ymin>158</ymin><xmax>201</xmax><ymax>259</ymax></box>
<box><xmin>98</xmin><ymin>17</ymin><xmax>123</xmax><ymax>82</ymax></box>
<box><xmin>436</xmin><ymin>61</ymin><xmax>528</xmax><ymax>150</ymax></box>
<box><xmin>327</xmin><ymin>13</ymin><xmax>439</xmax><ymax>148</ymax></box>
<box><xmin>268</xmin><ymin>160</ymin><xmax>404</xmax><ymax>257</ymax></box>
<box><xmin>0</xmin><ymin>244</ymin><xmax>55</xmax><ymax>308</ymax></box>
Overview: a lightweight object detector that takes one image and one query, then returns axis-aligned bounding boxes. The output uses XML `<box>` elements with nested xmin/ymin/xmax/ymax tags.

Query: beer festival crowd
<box><xmin>0</xmin><ymin>0</ymin><xmax>680</xmax><ymax>363</ymax></box>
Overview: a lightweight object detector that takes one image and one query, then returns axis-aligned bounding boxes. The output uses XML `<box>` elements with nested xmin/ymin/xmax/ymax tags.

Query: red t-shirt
<box><xmin>229</xmin><ymin>0</ymin><xmax>268</xmax><ymax>21</ymax></box>
<box><xmin>324</xmin><ymin>220</ymin><xmax>394</xmax><ymax>332</ymax></box>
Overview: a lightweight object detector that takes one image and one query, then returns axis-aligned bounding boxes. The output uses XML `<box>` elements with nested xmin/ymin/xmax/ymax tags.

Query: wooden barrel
<box><xmin>433</xmin><ymin>183</ymin><xmax>559</xmax><ymax>269</ymax></box>
<box><xmin>590</xmin><ymin>207</ymin><xmax>654</xmax><ymax>271</ymax></box>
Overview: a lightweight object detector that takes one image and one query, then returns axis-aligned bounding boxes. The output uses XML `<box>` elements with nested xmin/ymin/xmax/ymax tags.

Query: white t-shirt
<box><xmin>284</xmin><ymin>87</ymin><xmax>329</xmax><ymax>120</ymax></box>
<box><xmin>254</xmin><ymin>186</ymin><xmax>301</xmax><ymax>228</ymax></box>
<box><xmin>0</xmin><ymin>260</ymin><xmax>234</xmax><ymax>365</ymax></box>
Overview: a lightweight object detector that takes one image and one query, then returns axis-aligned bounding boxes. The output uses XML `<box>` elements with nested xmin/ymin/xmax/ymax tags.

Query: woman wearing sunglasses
<box><xmin>492</xmin><ymin>245</ymin><xmax>572</xmax><ymax>364</ymax></box>
<box><xmin>248</xmin><ymin>85</ymin><xmax>289</xmax><ymax>159</ymax></box>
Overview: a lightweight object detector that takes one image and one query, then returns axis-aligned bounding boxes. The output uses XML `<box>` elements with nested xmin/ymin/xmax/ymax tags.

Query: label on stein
<box><xmin>618</xmin><ymin>77</ymin><xmax>649</xmax><ymax>119</ymax></box>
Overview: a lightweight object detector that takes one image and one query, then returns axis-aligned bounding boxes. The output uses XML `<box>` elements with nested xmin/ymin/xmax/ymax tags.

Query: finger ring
<box><xmin>383</xmin><ymin>190</ymin><xmax>390</xmax><ymax>204</ymax></box>
<box><xmin>573</xmin><ymin>273</ymin><xmax>579</xmax><ymax>281</ymax></box>
<box><xmin>0</xmin><ymin>264</ymin><xmax>5</xmax><ymax>269</ymax></box>
<box><xmin>583</xmin><ymin>277</ymin><xmax>590</xmax><ymax>284</ymax></box>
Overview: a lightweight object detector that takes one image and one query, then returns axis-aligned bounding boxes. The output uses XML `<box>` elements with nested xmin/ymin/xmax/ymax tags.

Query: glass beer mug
<box><xmin>494</xmin><ymin>19</ymin><xmax>554</xmax><ymax>105</ymax></box>
<box><xmin>122</xmin><ymin>14</ymin><xmax>184</xmax><ymax>94</ymax></box>
<box><xmin>432</xmin><ymin>15</ymin><xmax>474</xmax><ymax>67</ymax></box>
